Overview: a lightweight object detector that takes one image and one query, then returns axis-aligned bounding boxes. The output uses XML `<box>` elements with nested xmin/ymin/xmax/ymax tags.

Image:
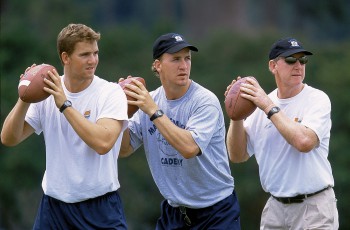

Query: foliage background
<box><xmin>1</xmin><ymin>0</ymin><xmax>349</xmax><ymax>229</ymax></box>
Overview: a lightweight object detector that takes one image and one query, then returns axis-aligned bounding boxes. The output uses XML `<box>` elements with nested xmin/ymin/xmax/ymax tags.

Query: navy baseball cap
<box><xmin>269</xmin><ymin>37</ymin><xmax>313</xmax><ymax>60</ymax></box>
<box><xmin>152</xmin><ymin>33</ymin><xmax>198</xmax><ymax>59</ymax></box>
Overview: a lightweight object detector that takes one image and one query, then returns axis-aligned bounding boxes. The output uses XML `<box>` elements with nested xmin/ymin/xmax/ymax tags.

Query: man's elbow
<box><xmin>1</xmin><ymin>139</ymin><xmax>18</xmax><ymax>147</ymax></box>
<box><xmin>296</xmin><ymin>142</ymin><xmax>316</xmax><ymax>153</ymax></box>
<box><xmin>293</xmin><ymin>137</ymin><xmax>318</xmax><ymax>153</ymax></box>
<box><xmin>181</xmin><ymin>146</ymin><xmax>201</xmax><ymax>159</ymax></box>
<box><xmin>1</xmin><ymin>133</ymin><xmax>20</xmax><ymax>147</ymax></box>
<box><xmin>228</xmin><ymin>150</ymin><xmax>249</xmax><ymax>163</ymax></box>
<box><xmin>119</xmin><ymin>148</ymin><xmax>133</xmax><ymax>158</ymax></box>
<box><xmin>118</xmin><ymin>143</ymin><xmax>134</xmax><ymax>158</ymax></box>
<box><xmin>229</xmin><ymin>155</ymin><xmax>247</xmax><ymax>163</ymax></box>
<box><xmin>94</xmin><ymin>141</ymin><xmax>115</xmax><ymax>155</ymax></box>
<box><xmin>95</xmin><ymin>147</ymin><xmax>111</xmax><ymax>155</ymax></box>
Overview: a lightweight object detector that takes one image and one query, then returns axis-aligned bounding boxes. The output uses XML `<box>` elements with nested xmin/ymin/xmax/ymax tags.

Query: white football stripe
<box><xmin>18</xmin><ymin>80</ymin><xmax>31</xmax><ymax>88</ymax></box>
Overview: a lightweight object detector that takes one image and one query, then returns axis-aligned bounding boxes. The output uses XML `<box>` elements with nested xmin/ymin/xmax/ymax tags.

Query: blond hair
<box><xmin>57</xmin><ymin>23</ymin><xmax>100</xmax><ymax>65</ymax></box>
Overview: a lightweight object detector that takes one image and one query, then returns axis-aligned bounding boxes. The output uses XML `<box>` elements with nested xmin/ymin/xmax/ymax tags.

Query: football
<box><xmin>118</xmin><ymin>77</ymin><xmax>146</xmax><ymax>118</ymax></box>
<box><xmin>225</xmin><ymin>76</ymin><xmax>257</xmax><ymax>120</ymax></box>
<box><xmin>18</xmin><ymin>64</ymin><xmax>56</xmax><ymax>103</ymax></box>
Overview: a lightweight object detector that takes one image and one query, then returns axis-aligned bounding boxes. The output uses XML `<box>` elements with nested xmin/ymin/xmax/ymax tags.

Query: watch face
<box><xmin>66</xmin><ymin>101</ymin><xmax>72</xmax><ymax>106</ymax></box>
<box><xmin>267</xmin><ymin>106</ymin><xmax>280</xmax><ymax>119</ymax></box>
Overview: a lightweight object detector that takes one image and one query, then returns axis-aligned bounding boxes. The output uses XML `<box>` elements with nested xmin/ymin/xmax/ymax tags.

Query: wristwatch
<box><xmin>267</xmin><ymin>106</ymin><xmax>280</xmax><ymax>119</ymax></box>
<box><xmin>150</xmin><ymin>109</ymin><xmax>164</xmax><ymax>121</ymax></box>
<box><xmin>59</xmin><ymin>100</ymin><xmax>72</xmax><ymax>113</ymax></box>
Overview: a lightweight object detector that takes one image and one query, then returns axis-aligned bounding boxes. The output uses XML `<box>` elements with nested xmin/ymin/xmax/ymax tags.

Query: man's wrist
<box><xmin>59</xmin><ymin>100</ymin><xmax>72</xmax><ymax>113</ymax></box>
<box><xmin>264</xmin><ymin>104</ymin><xmax>275</xmax><ymax>115</ymax></box>
<box><xmin>150</xmin><ymin>109</ymin><xmax>164</xmax><ymax>121</ymax></box>
<box><xmin>267</xmin><ymin>106</ymin><xmax>280</xmax><ymax>119</ymax></box>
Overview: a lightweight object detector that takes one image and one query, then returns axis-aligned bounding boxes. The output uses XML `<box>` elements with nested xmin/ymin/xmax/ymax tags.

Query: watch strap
<box><xmin>150</xmin><ymin>109</ymin><xmax>164</xmax><ymax>121</ymax></box>
<box><xmin>59</xmin><ymin>100</ymin><xmax>72</xmax><ymax>113</ymax></box>
<box><xmin>267</xmin><ymin>106</ymin><xmax>280</xmax><ymax>119</ymax></box>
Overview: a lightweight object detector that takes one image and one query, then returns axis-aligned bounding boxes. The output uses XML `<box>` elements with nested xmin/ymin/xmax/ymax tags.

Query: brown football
<box><xmin>18</xmin><ymin>64</ymin><xmax>56</xmax><ymax>103</ymax></box>
<box><xmin>225</xmin><ymin>76</ymin><xmax>257</xmax><ymax>120</ymax></box>
<box><xmin>118</xmin><ymin>77</ymin><xmax>146</xmax><ymax>118</ymax></box>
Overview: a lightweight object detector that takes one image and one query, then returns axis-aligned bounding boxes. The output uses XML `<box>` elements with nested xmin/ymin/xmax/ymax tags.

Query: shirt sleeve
<box><xmin>96</xmin><ymin>82</ymin><xmax>128</xmax><ymax>131</ymax></box>
<box><xmin>128</xmin><ymin>109</ymin><xmax>144</xmax><ymax>152</ymax></box>
<box><xmin>301</xmin><ymin>90</ymin><xmax>331</xmax><ymax>142</ymax></box>
<box><xmin>187</xmin><ymin>103</ymin><xmax>222</xmax><ymax>154</ymax></box>
<box><xmin>25</xmin><ymin>103</ymin><xmax>42</xmax><ymax>135</ymax></box>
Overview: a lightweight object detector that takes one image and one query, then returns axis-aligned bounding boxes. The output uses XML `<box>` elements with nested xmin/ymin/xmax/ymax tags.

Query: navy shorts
<box><xmin>156</xmin><ymin>191</ymin><xmax>241</xmax><ymax>230</ymax></box>
<box><xmin>32</xmin><ymin>190</ymin><xmax>127</xmax><ymax>230</ymax></box>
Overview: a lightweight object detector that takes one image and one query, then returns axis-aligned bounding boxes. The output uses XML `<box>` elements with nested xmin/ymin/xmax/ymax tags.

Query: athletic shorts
<box><xmin>32</xmin><ymin>190</ymin><xmax>128</xmax><ymax>230</ymax></box>
<box><xmin>156</xmin><ymin>190</ymin><xmax>241</xmax><ymax>230</ymax></box>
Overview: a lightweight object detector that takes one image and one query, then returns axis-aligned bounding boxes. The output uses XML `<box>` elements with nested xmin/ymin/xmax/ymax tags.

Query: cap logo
<box><xmin>174</xmin><ymin>35</ymin><xmax>183</xmax><ymax>42</ymax></box>
<box><xmin>290</xmin><ymin>40</ymin><xmax>300</xmax><ymax>47</ymax></box>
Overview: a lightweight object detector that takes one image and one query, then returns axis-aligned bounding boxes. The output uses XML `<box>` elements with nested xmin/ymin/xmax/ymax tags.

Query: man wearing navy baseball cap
<box><xmin>269</xmin><ymin>37</ymin><xmax>313</xmax><ymax>60</ymax></box>
<box><xmin>120</xmin><ymin>32</ymin><xmax>241</xmax><ymax>229</ymax></box>
<box><xmin>226</xmin><ymin>37</ymin><xmax>338</xmax><ymax>229</ymax></box>
<box><xmin>152</xmin><ymin>33</ymin><xmax>198</xmax><ymax>60</ymax></box>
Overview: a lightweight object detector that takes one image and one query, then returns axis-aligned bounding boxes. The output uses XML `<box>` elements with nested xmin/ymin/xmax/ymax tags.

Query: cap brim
<box><xmin>279</xmin><ymin>49</ymin><xmax>313</xmax><ymax>57</ymax></box>
<box><xmin>166</xmin><ymin>42</ymin><xmax>198</xmax><ymax>54</ymax></box>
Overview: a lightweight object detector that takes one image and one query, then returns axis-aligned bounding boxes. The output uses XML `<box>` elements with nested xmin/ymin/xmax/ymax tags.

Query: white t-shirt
<box><xmin>245</xmin><ymin>84</ymin><xmax>334</xmax><ymax>197</ymax></box>
<box><xmin>25</xmin><ymin>76</ymin><xmax>128</xmax><ymax>203</ymax></box>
